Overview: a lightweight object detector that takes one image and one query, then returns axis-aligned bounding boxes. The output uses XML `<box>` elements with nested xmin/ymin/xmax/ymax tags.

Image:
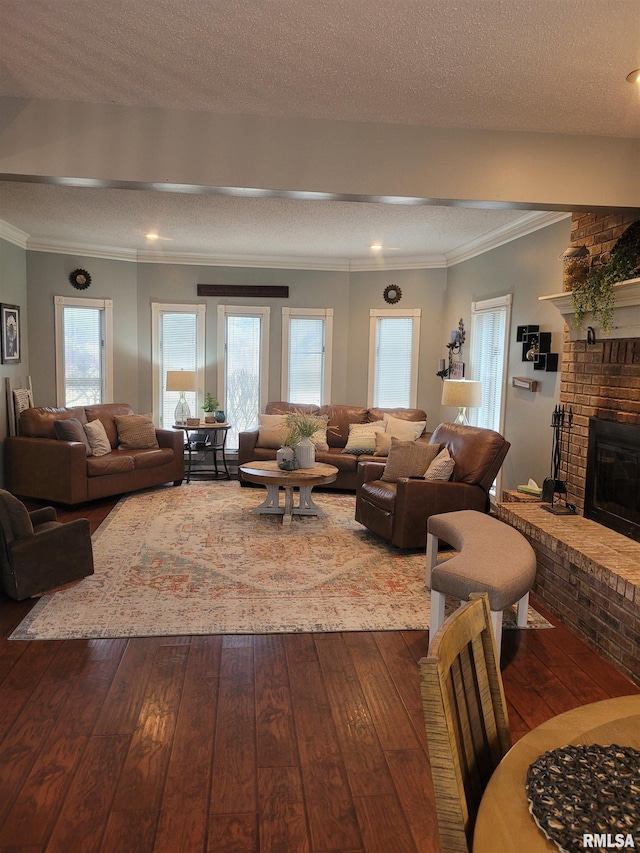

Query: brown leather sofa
<box><xmin>4</xmin><ymin>403</ymin><xmax>184</xmax><ymax>505</ymax></box>
<box><xmin>238</xmin><ymin>402</ymin><xmax>429</xmax><ymax>491</ymax></box>
<box><xmin>355</xmin><ymin>421</ymin><xmax>510</xmax><ymax>549</ymax></box>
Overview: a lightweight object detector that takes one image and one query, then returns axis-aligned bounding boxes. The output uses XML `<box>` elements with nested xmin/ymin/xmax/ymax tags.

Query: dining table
<box><xmin>473</xmin><ymin>693</ymin><xmax>640</xmax><ymax>852</ymax></box>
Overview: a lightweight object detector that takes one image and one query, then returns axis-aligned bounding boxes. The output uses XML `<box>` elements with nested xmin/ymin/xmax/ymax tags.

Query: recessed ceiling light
<box><xmin>370</xmin><ymin>243</ymin><xmax>383</xmax><ymax>251</ymax></box>
<box><xmin>626</xmin><ymin>68</ymin><xmax>640</xmax><ymax>84</ymax></box>
<box><xmin>146</xmin><ymin>232</ymin><xmax>159</xmax><ymax>240</ymax></box>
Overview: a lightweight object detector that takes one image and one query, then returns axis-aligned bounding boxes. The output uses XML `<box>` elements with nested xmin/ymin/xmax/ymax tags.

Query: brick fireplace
<box><xmin>497</xmin><ymin>212</ymin><xmax>640</xmax><ymax>686</ymax></box>
<box><xmin>562</xmin><ymin>335</ymin><xmax>640</xmax><ymax>513</ymax></box>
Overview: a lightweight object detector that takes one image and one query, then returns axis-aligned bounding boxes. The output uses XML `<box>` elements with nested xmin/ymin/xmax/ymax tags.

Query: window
<box><xmin>281</xmin><ymin>308</ymin><xmax>333</xmax><ymax>405</ymax></box>
<box><xmin>469</xmin><ymin>295</ymin><xmax>512</xmax><ymax>497</ymax></box>
<box><xmin>217</xmin><ymin>305</ymin><xmax>270</xmax><ymax>450</ymax></box>
<box><xmin>152</xmin><ymin>303</ymin><xmax>206</xmax><ymax>428</ymax></box>
<box><xmin>54</xmin><ymin>296</ymin><xmax>113</xmax><ymax>407</ymax></box>
<box><xmin>368</xmin><ymin>309</ymin><xmax>421</xmax><ymax>408</ymax></box>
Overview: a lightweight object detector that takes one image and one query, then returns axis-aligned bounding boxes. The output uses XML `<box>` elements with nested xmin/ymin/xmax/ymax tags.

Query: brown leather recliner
<box><xmin>0</xmin><ymin>489</ymin><xmax>94</xmax><ymax>600</ymax></box>
<box><xmin>355</xmin><ymin>422</ymin><xmax>510</xmax><ymax>549</ymax></box>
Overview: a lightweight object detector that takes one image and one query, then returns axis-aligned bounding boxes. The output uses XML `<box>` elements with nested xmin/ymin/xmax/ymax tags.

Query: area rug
<box><xmin>11</xmin><ymin>482</ymin><xmax>551</xmax><ymax>640</ymax></box>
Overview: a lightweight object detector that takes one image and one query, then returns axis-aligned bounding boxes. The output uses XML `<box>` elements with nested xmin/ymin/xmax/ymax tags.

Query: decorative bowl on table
<box><xmin>186</xmin><ymin>418</ymin><xmax>201</xmax><ymax>427</ymax></box>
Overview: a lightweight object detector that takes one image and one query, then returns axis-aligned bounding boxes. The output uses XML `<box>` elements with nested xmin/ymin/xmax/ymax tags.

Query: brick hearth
<box><xmin>497</xmin><ymin>502</ymin><xmax>640</xmax><ymax>686</ymax></box>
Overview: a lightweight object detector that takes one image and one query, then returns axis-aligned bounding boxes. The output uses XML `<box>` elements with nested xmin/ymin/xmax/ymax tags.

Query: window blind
<box><xmin>160</xmin><ymin>312</ymin><xmax>198</xmax><ymax>428</ymax></box>
<box><xmin>374</xmin><ymin>317</ymin><xmax>413</xmax><ymax>407</ymax></box>
<box><xmin>62</xmin><ymin>305</ymin><xmax>103</xmax><ymax>406</ymax></box>
<box><xmin>225</xmin><ymin>314</ymin><xmax>262</xmax><ymax>449</ymax></box>
<box><xmin>469</xmin><ymin>306</ymin><xmax>507</xmax><ymax>433</ymax></box>
<box><xmin>288</xmin><ymin>317</ymin><xmax>325</xmax><ymax>405</ymax></box>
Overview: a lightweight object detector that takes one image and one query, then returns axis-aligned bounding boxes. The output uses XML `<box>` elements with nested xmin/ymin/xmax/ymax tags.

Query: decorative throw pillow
<box><xmin>256</xmin><ymin>414</ymin><xmax>288</xmax><ymax>449</ymax></box>
<box><xmin>381</xmin><ymin>437</ymin><xmax>441</xmax><ymax>482</ymax></box>
<box><xmin>54</xmin><ymin>417</ymin><xmax>92</xmax><ymax>456</ymax></box>
<box><xmin>342</xmin><ymin>421</ymin><xmax>386</xmax><ymax>455</ymax></box>
<box><xmin>114</xmin><ymin>414</ymin><xmax>159</xmax><ymax>450</ymax></box>
<box><xmin>83</xmin><ymin>418</ymin><xmax>112</xmax><ymax>457</ymax></box>
<box><xmin>383</xmin><ymin>413</ymin><xmax>427</xmax><ymax>441</ymax></box>
<box><xmin>374</xmin><ymin>432</ymin><xmax>392</xmax><ymax>456</ymax></box>
<box><xmin>310</xmin><ymin>428</ymin><xmax>329</xmax><ymax>452</ymax></box>
<box><xmin>424</xmin><ymin>447</ymin><xmax>455</xmax><ymax>481</ymax></box>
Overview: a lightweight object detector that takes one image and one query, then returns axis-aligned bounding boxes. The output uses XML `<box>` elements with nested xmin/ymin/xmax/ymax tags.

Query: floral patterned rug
<box><xmin>11</xmin><ymin>481</ymin><xmax>551</xmax><ymax>639</ymax></box>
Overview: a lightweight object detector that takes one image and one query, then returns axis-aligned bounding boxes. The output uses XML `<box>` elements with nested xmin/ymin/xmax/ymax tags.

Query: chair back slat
<box><xmin>420</xmin><ymin>593</ymin><xmax>511</xmax><ymax>853</ymax></box>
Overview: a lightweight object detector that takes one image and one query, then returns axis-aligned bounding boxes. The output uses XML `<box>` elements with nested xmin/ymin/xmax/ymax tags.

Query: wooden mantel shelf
<box><xmin>539</xmin><ymin>277</ymin><xmax>640</xmax><ymax>341</ymax></box>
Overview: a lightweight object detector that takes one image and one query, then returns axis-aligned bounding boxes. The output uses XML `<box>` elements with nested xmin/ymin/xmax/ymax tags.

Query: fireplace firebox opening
<box><xmin>584</xmin><ymin>418</ymin><xmax>640</xmax><ymax>542</ymax></box>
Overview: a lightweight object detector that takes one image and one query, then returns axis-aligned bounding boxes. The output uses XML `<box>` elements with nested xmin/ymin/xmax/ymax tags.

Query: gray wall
<box><xmin>444</xmin><ymin>218</ymin><xmax>571</xmax><ymax>489</ymax></box>
<box><xmin>26</xmin><ymin>252</ymin><xmax>139</xmax><ymax>407</ymax></box>
<box><xmin>4</xmin><ymin>218</ymin><xmax>572</xmax><ymax>491</ymax></box>
<box><xmin>0</xmin><ymin>237</ymin><xmax>28</xmax><ymax>481</ymax></box>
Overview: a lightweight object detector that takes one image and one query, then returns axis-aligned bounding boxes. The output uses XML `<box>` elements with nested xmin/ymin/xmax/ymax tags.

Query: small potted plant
<box><xmin>283</xmin><ymin>410</ymin><xmax>329</xmax><ymax>468</ymax></box>
<box><xmin>201</xmin><ymin>392</ymin><xmax>220</xmax><ymax>423</ymax></box>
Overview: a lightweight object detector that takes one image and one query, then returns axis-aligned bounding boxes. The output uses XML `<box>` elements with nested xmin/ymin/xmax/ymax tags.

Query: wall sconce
<box><xmin>436</xmin><ymin>318</ymin><xmax>466</xmax><ymax>380</ymax></box>
<box><xmin>166</xmin><ymin>370</ymin><xmax>197</xmax><ymax>424</ymax></box>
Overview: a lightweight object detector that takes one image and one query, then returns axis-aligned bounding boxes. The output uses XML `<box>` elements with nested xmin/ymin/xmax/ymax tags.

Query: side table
<box><xmin>173</xmin><ymin>423</ymin><xmax>231</xmax><ymax>482</ymax></box>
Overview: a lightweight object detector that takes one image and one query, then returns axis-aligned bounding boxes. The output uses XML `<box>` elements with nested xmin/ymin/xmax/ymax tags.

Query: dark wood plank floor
<box><xmin>0</xmin><ymin>496</ymin><xmax>638</xmax><ymax>852</ymax></box>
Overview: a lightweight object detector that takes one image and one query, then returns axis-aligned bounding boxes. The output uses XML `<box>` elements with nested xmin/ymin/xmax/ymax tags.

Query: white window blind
<box><xmin>54</xmin><ymin>296</ymin><xmax>113</xmax><ymax>407</ymax></box>
<box><xmin>469</xmin><ymin>296</ymin><xmax>511</xmax><ymax>433</ymax></box>
<box><xmin>368</xmin><ymin>309</ymin><xmax>421</xmax><ymax>408</ymax></box>
<box><xmin>281</xmin><ymin>308</ymin><xmax>333</xmax><ymax>405</ymax></box>
<box><xmin>470</xmin><ymin>295</ymin><xmax>511</xmax><ymax>499</ymax></box>
<box><xmin>160</xmin><ymin>312</ymin><xmax>198</xmax><ymax>428</ymax></box>
<box><xmin>217</xmin><ymin>306</ymin><xmax>270</xmax><ymax>450</ymax></box>
<box><xmin>151</xmin><ymin>303</ymin><xmax>205</xmax><ymax>428</ymax></box>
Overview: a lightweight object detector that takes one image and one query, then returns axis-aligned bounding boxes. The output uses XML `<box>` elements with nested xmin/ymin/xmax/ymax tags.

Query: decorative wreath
<box><xmin>69</xmin><ymin>269</ymin><xmax>92</xmax><ymax>290</ymax></box>
<box><xmin>383</xmin><ymin>284</ymin><xmax>402</xmax><ymax>304</ymax></box>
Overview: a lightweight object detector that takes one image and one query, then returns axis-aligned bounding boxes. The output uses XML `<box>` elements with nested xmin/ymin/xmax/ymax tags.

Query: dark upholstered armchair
<box><xmin>0</xmin><ymin>489</ymin><xmax>94</xmax><ymax>600</ymax></box>
<box><xmin>355</xmin><ymin>422</ymin><xmax>510</xmax><ymax>549</ymax></box>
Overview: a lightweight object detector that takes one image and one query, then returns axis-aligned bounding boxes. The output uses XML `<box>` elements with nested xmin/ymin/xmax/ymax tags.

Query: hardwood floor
<box><xmin>0</xmin><ymin>497</ymin><xmax>637</xmax><ymax>852</ymax></box>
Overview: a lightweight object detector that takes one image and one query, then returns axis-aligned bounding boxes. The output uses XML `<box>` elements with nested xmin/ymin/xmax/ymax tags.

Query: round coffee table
<box><xmin>239</xmin><ymin>461</ymin><xmax>338</xmax><ymax>526</ymax></box>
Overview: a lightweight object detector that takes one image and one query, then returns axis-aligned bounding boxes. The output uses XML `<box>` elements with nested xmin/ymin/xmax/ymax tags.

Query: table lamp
<box><xmin>441</xmin><ymin>379</ymin><xmax>482</xmax><ymax>425</ymax></box>
<box><xmin>166</xmin><ymin>370</ymin><xmax>196</xmax><ymax>424</ymax></box>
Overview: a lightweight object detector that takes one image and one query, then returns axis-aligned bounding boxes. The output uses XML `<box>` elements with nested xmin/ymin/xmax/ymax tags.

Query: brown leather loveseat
<box><xmin>238</xmin><ymin>402</ymin><xmax>429</xmax><ymax>491</ymax></box>
<box><xmin>4</xmin><ymin>403</ymin><xmax>184</xmax><ymax>505</ymax></box>
<box><xmin>355</xmin><ymin>421</ymin><xmax>510</xmax><ymax>549</ymax></box>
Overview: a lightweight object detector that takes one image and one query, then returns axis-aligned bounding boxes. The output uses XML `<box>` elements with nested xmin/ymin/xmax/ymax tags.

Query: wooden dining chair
<box><xmin>419</xmin><ymin>593</ymin><xmax>511</xmax><ymax>853</ymax></box>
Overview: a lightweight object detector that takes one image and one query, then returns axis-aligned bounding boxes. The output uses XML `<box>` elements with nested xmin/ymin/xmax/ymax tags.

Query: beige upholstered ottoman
<box><xmin>426</xmin><ymin>509</ymin><xmax>537</xmax><ymax>658</ymax></box>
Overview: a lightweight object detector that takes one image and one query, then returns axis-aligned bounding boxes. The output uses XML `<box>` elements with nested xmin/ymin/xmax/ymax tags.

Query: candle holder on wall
<box><xmin>436</xmin><ymin>318</ymin><xmax>466</xmax><ymax>380</ymax></box>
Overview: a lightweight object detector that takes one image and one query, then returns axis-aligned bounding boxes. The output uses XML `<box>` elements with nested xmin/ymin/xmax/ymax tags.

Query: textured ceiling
<box><xmin>0</xmin><ymin>181</ymin><xmax>547</xmax><ymax>266</ymax></box>
<box><xmin>0</xmin><ymin>0</ymin><xmax>638</xmax><ymax>264</ymax></box>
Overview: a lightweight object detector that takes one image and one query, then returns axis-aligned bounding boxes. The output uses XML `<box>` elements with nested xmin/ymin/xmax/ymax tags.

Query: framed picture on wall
<box><xmin>1</xmin><ymin>303</ymin><xmax>21</xmax><ymax>364</ymax></box>
<box><xmin>451</xmin><ymin>360</ymin><xmax>465</xmax><ymax>379</ymax></box>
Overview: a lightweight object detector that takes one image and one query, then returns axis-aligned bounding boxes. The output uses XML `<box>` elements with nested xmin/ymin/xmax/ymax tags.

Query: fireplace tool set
<box><xmin>542</xmin><ymin>405</ymin><xmax>576</xmax><ymax>515</ymax></box>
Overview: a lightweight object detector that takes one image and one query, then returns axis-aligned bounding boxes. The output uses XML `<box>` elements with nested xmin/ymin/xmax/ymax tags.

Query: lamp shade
<box><xmin>166</xmin><ymin>370</ymin><xmax>197</xmax><ymax>392</ymax></box>
<box><xmin>441</xmin><ymin>379</ymin><xmax>482</xmax><ymax>409</ymax></box>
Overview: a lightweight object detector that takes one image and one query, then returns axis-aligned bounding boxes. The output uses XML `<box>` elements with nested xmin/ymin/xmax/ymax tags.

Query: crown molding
<box><xmin>0</xmin><ymin>218</ymin><xmax>29</xmax><ymax>248</ymax></box>
<box><xmin>24</xmin><ymin>237</ymin><xmax>139</xmax><ymax>262</ymax></box>
<box><xmin>445</xmin><ymin>211</ymin><xmax>570</xmax><ymax>266</ymax></box>
<box><xmin>1</xmin><ymin>211</ymin><xmax>569</xmax><ymax>270</ymax></box>
<box><xmin>137</xmin><ymin>250</ymin><xmax>353</xmax><ymax>270</ymax></box>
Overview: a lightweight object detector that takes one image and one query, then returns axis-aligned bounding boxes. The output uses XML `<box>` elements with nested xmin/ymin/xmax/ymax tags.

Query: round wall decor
<box><xmin>69</xmin><ymin>269</ymin><xmax>92</xmax><ymax>290</ymax></box>
<box><xmin>383</xmin><ymin>284</ymin><xmax>402</xmax><ymax>304</ymax></box>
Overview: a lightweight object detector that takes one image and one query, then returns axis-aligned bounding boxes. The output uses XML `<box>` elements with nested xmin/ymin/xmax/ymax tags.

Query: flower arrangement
<box><xmin>283</xmin><ymin>410</ymin><xmax>329</xmax><ymax>448</ymax></box>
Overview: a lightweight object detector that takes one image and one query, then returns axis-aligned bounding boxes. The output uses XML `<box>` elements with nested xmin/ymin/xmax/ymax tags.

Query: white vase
<box><xmin>295</xmin><ymin>437</ymin><xmax>316</xmax><ymax>469</ymax></box>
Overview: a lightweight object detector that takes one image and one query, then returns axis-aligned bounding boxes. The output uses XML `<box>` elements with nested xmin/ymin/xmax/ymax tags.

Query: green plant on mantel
<box><xmin>572</xmin><ymin>229</ymin><xmax>640</xmax><ymax>335</ymax></box>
